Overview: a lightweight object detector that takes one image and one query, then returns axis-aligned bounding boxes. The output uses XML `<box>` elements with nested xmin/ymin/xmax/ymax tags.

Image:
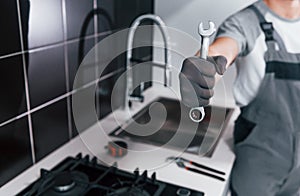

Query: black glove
<box><xmin>180</xmin><ymin>56</ymin><xmax>227</xmax><ymax>107</ymax></box>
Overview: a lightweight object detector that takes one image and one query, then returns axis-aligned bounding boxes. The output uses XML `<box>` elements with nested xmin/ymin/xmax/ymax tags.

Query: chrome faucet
<box><xmin>124</xmin><ymin>14</ymin><xmax>171</xmax><ymax>110</ymax></box>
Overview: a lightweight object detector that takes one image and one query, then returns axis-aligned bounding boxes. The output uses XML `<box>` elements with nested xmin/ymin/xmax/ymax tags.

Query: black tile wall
<box><xmin>67</xmin><ymin>37</ymin><xmax>96</xmax><ymax>90</ymax></box>
<box><xmin>28</xmin><ymin>46</ymin><xmax>66</xmax><ymax>108</ymax></box>
<box><xmin>0</xmin><ymin>1</ymin><xmax>22</xmax><ymax>56</ymax></box>
<box><xmin>0</xmin><ymin>55</ymin><xmax>26</xmax><ymax>123</ymax></box>
<box><xmin>31</xmin><ymin>98</ymin><xmax>69</xmax><ymax>161</ymax></box>
<box><xmin>0</xmin><ymin>117</ymin><xmax>33</xmax><ymax>187</ymax></box>
<box><xmin>97</xmin><ymin>0</ymin><xmax>115</xmax><ymax>32</ymax></box>
<box><xmin>114</xmin><ymin>0</ymin><xmax>154</xmax><ymax>29</ymax></box>
<box><xmin>68</xmin><ymin>34</ymin><xmax>125</xmax><ymax>91</ymax></box>
<box><xmin>26</xmin><ymin>0</ymin><xmax>64</xmax><ymax>49</ymax></box>
<box><xmin>65</xmin><ymin>0</ymin><xmax>94</xmax><ymax>40</ymax></box>
<box><xmin>71</xmin><ymin>72</ymin><xmax>124</xmax><ymax>137</ymax></box>
<box><xmin>70</xmin><ymin>85</ymin><xmax>99</xmax><ymax>137</ymax></box>
<box><xmin>97</xmin><ymin>72</ymin><xmax>124</xmax><ymax>119</ymax></box>
<box><xmin>0</xmin><ymin>0</ymin><xmax>153</xmax><ymax>187</ymax></box>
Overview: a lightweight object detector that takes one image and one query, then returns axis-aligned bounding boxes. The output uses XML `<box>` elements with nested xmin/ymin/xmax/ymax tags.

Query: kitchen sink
<box><xmin>110</xmin><ymin>97</ymin><xmax>234</xmax><ymax>157</ymax></box>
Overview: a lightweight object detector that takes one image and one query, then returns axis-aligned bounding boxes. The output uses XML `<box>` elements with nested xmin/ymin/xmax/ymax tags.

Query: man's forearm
<box><xmin>196</xmin><ymin>37</ymin><xmax>239</xmax><ymax>69</ymax></box>
<box><xmin>208</xmin><ymin>37</ymin><xmax>239</xmax><ymax>69</ymax></box>
<box><xmin>195</xmin><ymin>36</ymin><xmax>239</xmax><ymax>82</ymax></box>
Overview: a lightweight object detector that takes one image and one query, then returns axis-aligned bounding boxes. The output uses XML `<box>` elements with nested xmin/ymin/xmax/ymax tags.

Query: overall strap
<box><xmin>249</xmin><ymin>5</ymin><xmax>300</xmax><ymax>81</ymax></box>
<box><xmin>248</xmin><ymin>5</ymin><xmax>287</xmax><ymax>52</ymax></box>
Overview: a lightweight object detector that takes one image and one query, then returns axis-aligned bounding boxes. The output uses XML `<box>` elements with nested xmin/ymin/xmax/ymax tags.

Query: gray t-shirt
<box><xmin>216</xmin><ymin>0</ymin><xmax>300</xmax><ymax>106</ymax></box>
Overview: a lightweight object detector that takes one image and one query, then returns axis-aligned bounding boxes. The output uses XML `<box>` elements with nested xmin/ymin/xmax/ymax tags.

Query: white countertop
<box><xmin>0</xmin><ymin>85</ymin><xmax>238</xmax><ymax>196</ymax></box>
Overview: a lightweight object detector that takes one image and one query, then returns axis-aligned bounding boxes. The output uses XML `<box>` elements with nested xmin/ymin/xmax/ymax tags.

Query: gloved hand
<box><xmin>180</xmin><ymin>56</ymin><xmax>227</xmax><ymax>107</ymax></box>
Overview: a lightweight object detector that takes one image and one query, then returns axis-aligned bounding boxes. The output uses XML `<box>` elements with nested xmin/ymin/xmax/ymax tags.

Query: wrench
<box><xmin>166</xmin><ymin>156</ymin><xmax>225</xmax><ymax>181</ymax></box>
<box><xmin>189</xmin><ymin>21</ymin><xmax>216</xmax><ymax>123</ymax></box>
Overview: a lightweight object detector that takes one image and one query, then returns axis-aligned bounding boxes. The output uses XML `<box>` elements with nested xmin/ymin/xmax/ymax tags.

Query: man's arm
<box><xmin>209</xmin><ymin>37</ymin><xmax>239</xmax><ymax>68</ymax></box>
<box><xmin>196</xmin><ymin>36</ymin><xmax>239</xmax><ymax>69</ymax></box>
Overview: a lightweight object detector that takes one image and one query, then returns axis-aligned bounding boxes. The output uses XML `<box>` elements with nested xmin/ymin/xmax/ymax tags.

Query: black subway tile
<box><xmin>0</xmin><ymin>55</ymin><xmax>26</xmax><ymax>123</ymax></box>
<box><xmin>0</xmin><ymin>0</ymin><xmax>22</xmax><ymax>56</ymax></box>
<box><xmin>67</xmin><ymin>37</ymin><xmax>96</xmax><ymax>91</ymax></box>
<box><xmin>65</xmin><ymin>0</ymin><xmax>94</xmax><ymax>40</ymax></box>
<box><xmin>97</xmin><ymin>0</ymin><xmax>115</xmax><ymax>33</ymax></box>
<box><xmin>31</xmin><ymin>98</ymin><xmax>69</xmax><ymax>161</ymax></box>
<box><xmin>97</xmin><ymin>72</ymin><xmax>124</xmax><ymax>119</ymax></box>
<box><xmin>0</xmin><ymin>116</ymin><xmax>33</xmax><ymax>187</ymax></box>
<box><xmin>25</xmin><ymin>0</ymin><xmax>64</xmax><ymax>49</ymax></box>
<box><xmin>69</xmin><ymin>85</ymin><xmax>98</xmax><ymax>137</ymax></box>
<box><xmin>70</xmin><ymin>71</ymin><xmax>124</xmax><ymax>138</ymax></box>
<box><xmin>27</xmin><ymin>46</ymin><xmax>66</xmax><ymax>108</ymax></box>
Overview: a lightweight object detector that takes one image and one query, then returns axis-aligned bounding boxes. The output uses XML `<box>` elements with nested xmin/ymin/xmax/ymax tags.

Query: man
<box><xmin>180</xmin><ymin>0</ymin><xmax>300</xmax><ymax>195</ymax></box>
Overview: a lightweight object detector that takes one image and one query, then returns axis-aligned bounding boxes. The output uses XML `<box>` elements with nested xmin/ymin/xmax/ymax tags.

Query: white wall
<box><xmin>153</xmin><ymin>0</ymin><xmax>257</xmax><ymax>107</ymax></box>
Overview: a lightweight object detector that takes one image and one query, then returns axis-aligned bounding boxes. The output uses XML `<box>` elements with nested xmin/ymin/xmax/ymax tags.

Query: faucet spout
<box><xmin>124</xmin><ymin>14</ymin><xmax>171</xmax><ymax>110</ymax></box>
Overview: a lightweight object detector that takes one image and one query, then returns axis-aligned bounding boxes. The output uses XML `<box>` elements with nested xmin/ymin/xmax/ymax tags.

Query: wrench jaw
<box><xmin>198</xmin><ymin>21</ymin><xmax>216</xmax><ymax>36</ymax></box>
<box><xmin>198</xmin><ymin>21</ymin><xmax>216</xmax><ymax>60</ymax></box>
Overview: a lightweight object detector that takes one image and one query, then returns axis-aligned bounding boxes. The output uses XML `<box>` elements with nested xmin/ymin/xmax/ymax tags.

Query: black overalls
<box><xmin>231</xmin><ymin>5</ymin><xmax>300</xmax><ymax>196</ymax></box>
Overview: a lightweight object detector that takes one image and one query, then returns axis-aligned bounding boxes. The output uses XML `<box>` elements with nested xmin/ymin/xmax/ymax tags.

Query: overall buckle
<box><xmin>260</xmin><ymin>22</ymin><xmax>274</xmax><ymax>41</ymax></box>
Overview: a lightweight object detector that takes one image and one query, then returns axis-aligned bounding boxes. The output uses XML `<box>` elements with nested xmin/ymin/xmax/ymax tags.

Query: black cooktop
<box><xmin>17</xmin><ymin>153</ymin><xmax>204</xmax><ymax>196</ymax></box>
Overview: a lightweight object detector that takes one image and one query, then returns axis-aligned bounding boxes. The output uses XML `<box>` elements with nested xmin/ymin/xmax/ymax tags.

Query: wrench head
<box><xmin>198</xmin><ymin>21</ymin><xmax>216</xmax><ymax>37</ymax></box>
